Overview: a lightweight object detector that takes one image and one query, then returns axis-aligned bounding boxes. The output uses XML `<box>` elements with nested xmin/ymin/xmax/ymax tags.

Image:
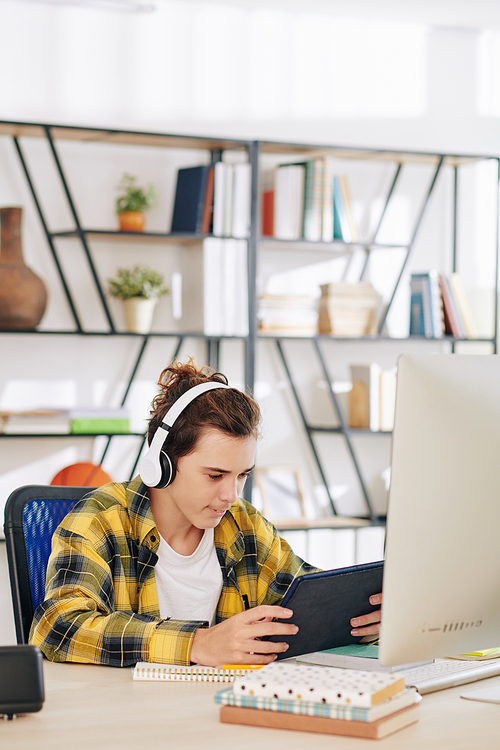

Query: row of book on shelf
<box><xmin>170</xmin><ymin>161</ymin><xmax>251</xmax><ymax>239</ymax></box>
<box><xmin>262</xmin><ymin>157</ymin><xmax>358</xmax><ymax>242</ymax></box>
<box><xmin>258</xmin><ymin>273</ymin><xmax>478</xmax><ymax>340</ymax></box>
<box><xmin>0</xmin><ymin>407</ymin><xmax>130</xmax><ymax>435</ymax></box>
<box><xmin>258</xmin><ymin>282</ymin><xmax>380</xmax><ymax>338</ymax></box>
<box><xmin>410</xmin><ymin>270</ymin><xmax>477</xmax><ymax>339</ymax></box>
<box><xmin>133</xmin><ymin>661</ymin><xmax>419</xmax><ymax>740</ymax></box>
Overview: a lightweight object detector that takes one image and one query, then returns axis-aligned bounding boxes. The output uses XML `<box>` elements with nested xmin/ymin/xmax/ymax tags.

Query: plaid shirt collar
<box><xmin>125</xmin><ymin>476</ymin><xmax>245</xmax><ymax>570</ymax></box>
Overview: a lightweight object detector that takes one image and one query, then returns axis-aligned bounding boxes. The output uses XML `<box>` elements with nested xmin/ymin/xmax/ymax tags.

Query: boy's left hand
<box><xmin>350</xmin><ymin>593</ymin><xmax>382</xmax><ymax>642</ymax></box>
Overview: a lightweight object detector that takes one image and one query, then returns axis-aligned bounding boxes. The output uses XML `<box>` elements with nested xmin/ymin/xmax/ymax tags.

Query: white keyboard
<box><xmin>400</xmin><ymin>658</ymin><xmax>500</xmax><ymax>694</ymax></box>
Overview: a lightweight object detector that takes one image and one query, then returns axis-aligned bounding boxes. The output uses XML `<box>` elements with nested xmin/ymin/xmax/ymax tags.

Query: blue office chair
<box><xmin>4</xmin><ymin>485</ymin><xmax>93</xmax><ymax>644</ymax></box>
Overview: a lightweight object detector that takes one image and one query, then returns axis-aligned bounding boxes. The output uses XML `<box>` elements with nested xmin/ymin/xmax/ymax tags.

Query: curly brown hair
<box><xmin>146</xmin><ymin>359</ymin><xmax>261</xmax><ymax>467</ymax></box>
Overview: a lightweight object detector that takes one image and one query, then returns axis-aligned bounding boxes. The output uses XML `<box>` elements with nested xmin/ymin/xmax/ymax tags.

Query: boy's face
<box><xmin>163</xmin><ymin>427</ymin><xmax>256</xmax><ymax>530</ymax></box>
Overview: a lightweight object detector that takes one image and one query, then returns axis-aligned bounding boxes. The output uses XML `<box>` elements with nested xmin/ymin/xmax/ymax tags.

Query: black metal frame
<box><xmin>259</xmin><ymin>149</ymin><xmax>499</xmax><ymax>520</ymax></box>
<box><xmin>1</xmin><ymin>120</ymin><xmax>499</xmax><ymax>522</ymax></box>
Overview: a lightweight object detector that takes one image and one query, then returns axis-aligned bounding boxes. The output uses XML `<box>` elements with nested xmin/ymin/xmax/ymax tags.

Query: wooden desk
<box><xmin>3</xmin><ymin>661</ymin><xmax>500</xmax><ymax>749</ymax></box>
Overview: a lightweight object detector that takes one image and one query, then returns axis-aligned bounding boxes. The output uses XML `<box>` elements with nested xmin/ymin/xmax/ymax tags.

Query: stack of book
<box><xmin>258</xmin><ymin>294</ymin><xmax>318</xmax><ymax>336</ymax></box>
<box><xmin>0</xmin><ymin>409</ymin><xmax>71</xmax><ymax>434</ymax></box>
<box><xmin>0</xmin><ymin>406</ymin><xmax>131</xmax><ymax>435</ymax></box>
<box><xmin>170</xmin><ymin>161</ymin><xmax>251</xmax><ymax>239</ymax></box>
<box><xmin>318</xmin><ymin>282</ymin><xmax>380</xmax><ymax>337</ymax></box>
<box><xmin>349</xmin><ymin>364</ymin><xmax>397</xmax><ymax>432</ymax></box>
<box><xmin>69</xmin><ymin>407</ymin><xmax>130</xmax><ymax>434</ymax></box>
<box><xmin>262</xmin><ymin>158</ymin><xmax>358</xmax><ymax>242</ymax></box>
<box><xmin>410</xmin><ymin>270</ymin><xmax>477</xmax><ymax>339</ymax></box>
<box><xmin>216</xmin><ymin>662</ymin><xmax>419</xmax><ymax>740</ymax></box>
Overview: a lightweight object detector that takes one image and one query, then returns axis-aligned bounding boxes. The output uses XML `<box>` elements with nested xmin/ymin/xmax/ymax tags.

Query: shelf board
<box><xmin>258</xmin><ymin>334</ymin><xmax>496</xmax><ymax>343</ymax></box>
<box><xmin>0</xmin><ymin>120</ymin><xmax>249</xmax><ymax>152</ymax></box>
<box><xmin>259</xmin><ymin>237</ymin><xmax>408</xmax><ymax>252</ymax></box>
<box><xmin>259</xmin><ymin>139</ymin><xmax>497</xmax><ymax>167</ymax></box>
<box><xmin>0</xmin><ymin>329</ymin><xmax>247</xmax><ymax>338</ymax></box>
<box><xmin>51</xmin><ymin>229</ymin><xmax>250</xmax><ymax>245</ymax></box>
<box><xmin>272</xmin><ymin>516</ymin><xmax>374</xmax><ymax>530</ymax></box>
<box><xmin>307</xmin><ymin>426</ymin><xmax>392</xmax><ymax>435</ymax></box>
<box><xmin>0</xmin><ymin>432</ymin><xmax>145</xmax><ymax>438</ymax></box>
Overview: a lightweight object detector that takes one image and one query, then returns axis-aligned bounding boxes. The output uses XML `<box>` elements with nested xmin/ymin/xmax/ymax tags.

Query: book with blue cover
<box><xmin>170</xmin><ymin>165</ymin><xmax>210</xmax><ymax>234</ymax></box>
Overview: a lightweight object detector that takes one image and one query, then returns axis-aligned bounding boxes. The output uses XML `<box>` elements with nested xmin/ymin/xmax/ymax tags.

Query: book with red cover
<box><xmin>200</xmin><ymin>165</ymin><xmax>215</xmax><ymax>235</ymax></box>
<box><xmin>220</xmin><ymin>704</ymin><xmax>419</xmax><ymax>739</ymax></box>
<box><xmin>262</xmin><ymin>189</ymin><xmax>274</xmax><ymax>236</ymax></box>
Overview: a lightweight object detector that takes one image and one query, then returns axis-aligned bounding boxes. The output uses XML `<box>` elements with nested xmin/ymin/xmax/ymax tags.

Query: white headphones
<box><xmin>139</xmin><ymin>381</ymin><xmax>230</xmax><ymax>489</ymax></box>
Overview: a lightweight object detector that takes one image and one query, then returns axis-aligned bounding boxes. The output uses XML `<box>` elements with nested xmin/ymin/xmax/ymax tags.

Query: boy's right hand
<box><xmin>189</xmin><ymin>605</ymin><xmax>298</xmax><ymax>666</ymax></box>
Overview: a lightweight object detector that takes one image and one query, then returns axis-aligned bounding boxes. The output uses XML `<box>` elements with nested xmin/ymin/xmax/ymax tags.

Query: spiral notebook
<box><xmin>132</xmin><ymin>662</ymin><xmax>258</xmax><ymax>682</ymax></box>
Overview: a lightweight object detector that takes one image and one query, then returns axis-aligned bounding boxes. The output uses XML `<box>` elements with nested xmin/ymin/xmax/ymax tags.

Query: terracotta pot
<box><xmin>0</xmin><ymin>207</ymin><xmax>48</xmax><ymax>329</ymax></box>
<box><xmin>118</xmin><ymin>211</ymin><xmax>146</xmax><ymax>232</ymax></box>
<box><xmin>122</xmin><ymin>297</ymin><xmax>157</xmax><ymax>334</ymax></box>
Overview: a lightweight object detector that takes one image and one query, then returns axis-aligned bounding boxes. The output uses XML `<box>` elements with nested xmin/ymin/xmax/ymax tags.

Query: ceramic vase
<box><xmin>0</xmin><ymin>207</ymin><xmax>48</xmax><ymax>329</ymax></box>
<box><xmin>122</xmin><ymin>297</ymin><xmax>157</xmax><ymax>334</ymax></box>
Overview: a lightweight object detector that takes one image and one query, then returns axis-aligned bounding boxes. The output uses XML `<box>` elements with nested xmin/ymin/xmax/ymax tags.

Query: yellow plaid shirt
<box><xmin>29</xmin><ymin>477</ymin><xmax>316</xmax><ymax>667</ymax></box>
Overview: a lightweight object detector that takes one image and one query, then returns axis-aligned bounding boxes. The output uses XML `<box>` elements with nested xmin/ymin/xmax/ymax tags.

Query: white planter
<box><xmin>122</xmin><ymin>298</ymin><xmax>158</xmax><ymax>334</ymax></box>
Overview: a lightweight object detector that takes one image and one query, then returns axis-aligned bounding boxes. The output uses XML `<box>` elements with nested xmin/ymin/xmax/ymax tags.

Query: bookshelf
<box><xmin>0</xmin><ymin>120</ymin><xmax>498</xmax><ymax>525</ymax></box>
<box><xmin>255</xmin><ymin>139</ymin><xmax>499</xmax><ymax>522</ymax></box>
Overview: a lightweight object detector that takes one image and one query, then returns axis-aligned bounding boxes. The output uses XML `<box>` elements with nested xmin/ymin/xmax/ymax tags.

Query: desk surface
<box><xmin>3</xmin><ymin>661</ymin><xmax>500</xmax><ymax>749</ymax></box>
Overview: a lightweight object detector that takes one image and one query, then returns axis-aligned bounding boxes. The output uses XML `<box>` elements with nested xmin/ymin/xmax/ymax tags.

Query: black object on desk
<box><xmin>264</xmin><ymin>561</ymin><xmax>384</xmax><ymax>660</ymax></box>
<box><xmin>0</xmin><ymin>645</ymin><xmax>44</xmax><ymax>719</ymax></box>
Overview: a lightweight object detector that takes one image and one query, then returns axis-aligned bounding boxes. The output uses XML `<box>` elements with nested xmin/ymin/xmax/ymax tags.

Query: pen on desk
<box><xmin>222</xmin><ymin>665</ymin><xmax>264</xmax><ymax>670</ymax></box>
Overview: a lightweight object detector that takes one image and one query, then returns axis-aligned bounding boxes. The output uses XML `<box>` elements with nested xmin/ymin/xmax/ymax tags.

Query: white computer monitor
<box><xmin>379</xmin><ymin>353</ymin><xmax>500</xmax><ymax>667</ymax></box>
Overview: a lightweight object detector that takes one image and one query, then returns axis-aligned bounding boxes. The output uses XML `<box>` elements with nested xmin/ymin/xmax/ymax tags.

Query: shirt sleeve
<box><xmin>29</xmin><ymin>528</ymin><xmax>207</xmax><ymax>667</ymax></box>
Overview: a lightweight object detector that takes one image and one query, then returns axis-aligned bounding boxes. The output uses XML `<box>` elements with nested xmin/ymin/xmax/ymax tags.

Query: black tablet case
<box><xmin>264</xmin><ymin>561</ymin><xmax>384</xmax><ymax>660</ymax></box>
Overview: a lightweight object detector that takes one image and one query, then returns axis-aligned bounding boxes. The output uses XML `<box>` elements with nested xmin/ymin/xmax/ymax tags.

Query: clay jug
<box><xmin>0</xmin><ymin>207</ymin><xmax>48</xmax><ymax>329</ymax></box>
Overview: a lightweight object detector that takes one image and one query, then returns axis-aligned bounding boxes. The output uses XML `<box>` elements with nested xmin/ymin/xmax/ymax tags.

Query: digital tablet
<box><xmin>263</xmin><ymin>560</ymin><xmax>384</xmax><ymax>660</ymax></box>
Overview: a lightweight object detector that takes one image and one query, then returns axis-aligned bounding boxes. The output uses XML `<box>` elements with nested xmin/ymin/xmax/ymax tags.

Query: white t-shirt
<box><xmin>154</xmin><ymin>527</ymin><xmax>223</xmax><ymax>626</ymax></box>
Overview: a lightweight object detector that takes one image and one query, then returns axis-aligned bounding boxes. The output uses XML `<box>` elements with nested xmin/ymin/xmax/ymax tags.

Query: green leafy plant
<box><xmin>107</xmin><ymin>265</ymin><xmax>169</xmax><ymax>301</ymax></box>
<box><xmin>115</xmin><ymin>173</ymin><xmax>158</xmax><ymax>214</ymax></box>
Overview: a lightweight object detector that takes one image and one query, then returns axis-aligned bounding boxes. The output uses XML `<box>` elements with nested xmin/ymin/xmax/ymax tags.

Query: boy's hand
<box><xmin>190</xmin><ymin>605</ymin><xmax>297</xmax><ymax>666</ymax></box>
<box><xmin>350</xmin><ymin>593</ymin><xmax>382</xmax><ymax>642</ymax></box>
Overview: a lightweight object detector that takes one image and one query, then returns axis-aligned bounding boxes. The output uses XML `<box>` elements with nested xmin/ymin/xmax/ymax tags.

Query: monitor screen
<box><xmin>379</xmin><ymin>353</ymin><xmax>500</xmax><ymax>666</ymax></box>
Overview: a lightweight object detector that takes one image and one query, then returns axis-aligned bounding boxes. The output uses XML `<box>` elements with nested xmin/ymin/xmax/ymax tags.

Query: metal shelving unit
<box><xmin>255</xmin><ymin>141</ymin><xmax>500</xmax><ymax>522</ymax></box>
<box><xmin>1</xmin><ymin>121</ymin><xmax>499</xmax><ymax>522</ymax></box>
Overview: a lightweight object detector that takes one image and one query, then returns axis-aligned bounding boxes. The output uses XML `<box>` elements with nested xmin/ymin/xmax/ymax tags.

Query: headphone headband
<box><xmin>139</xmin><ymin>381</ymin><xmax>231</xmax><ymax>488</ymax></box>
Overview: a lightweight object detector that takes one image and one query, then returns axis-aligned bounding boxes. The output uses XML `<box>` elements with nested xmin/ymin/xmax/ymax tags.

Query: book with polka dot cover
<box><xmin>219</xmin><ymin>663</ymin><xmax>418</xmax><ymax>739</ymax></box>
<box><xmin>231</xmin><ymin>662</ymin><xmax>405</xmax><ymax>707</ymax></box>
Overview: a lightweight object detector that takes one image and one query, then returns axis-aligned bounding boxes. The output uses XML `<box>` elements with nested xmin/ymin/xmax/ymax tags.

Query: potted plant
<box><xmin>107</xmin><ymin>265</ymin><xmax>168</xmax><ymax>333</ymax></box>
<box><xmin>115</xmin><ymin>173</ymin><xmax>158</xmax><ymax>232</ymax></box>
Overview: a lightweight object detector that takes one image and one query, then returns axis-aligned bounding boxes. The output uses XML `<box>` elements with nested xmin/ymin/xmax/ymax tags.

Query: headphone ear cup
<box><xmin>156</xmin><ymin>449</ymin><xmax>176</xmax><ymax>489</ymax></box>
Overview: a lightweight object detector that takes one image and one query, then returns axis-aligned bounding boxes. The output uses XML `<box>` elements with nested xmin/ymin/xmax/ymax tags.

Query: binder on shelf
<box><xmin>303</xmin><ymin>157</ymin><xmax>324</xmax><ymax>241</ymax></box>
<box><xmin>212</xmin><ymin>161</ymin><xmax>226</xmax><ymax>237</ymax></box>
<box><xmin>449</xmin><ymin>272</ymin><xmax>478</xmax><ymax>339</ymax></box>
<box><xmin>262</xmin><ymin>188</ymin><xmax>274</xmax><ymax>236</ymax></box>
<box><xmin>349</xmin><ymin>364</ymin><xmax>381</xmax><ymax>432</ymax></box>
<box><xmin>333</xmin><ymin>176</ymin><xmax>352</xmax><ymax>242</ymax></box>
<box><xmin>273</xmin><ymin>163</ymin><xmax>306</xmax><ymax>240</ymax></box>
<box><xmin>439</xmin><ymin>274</ymin><xmax>466</xmax><ymax>339</ymax></box>
<box><xmin>170</xmin><ymin>165</ymin><xmax>211</xmax><ymax>234</ymax></box>
<box><xmin>231</xmin><ymin>163</ymin><xmax>251</xmax><ymax>239</ymax></box>
<box><xmin>200</xmin><ymin>165</ymin><xmax>215</xmax><ymax>235</ymax></box>
<box><xmin>203</xmin><ymin>238</ymin><xmax>248</xmax><ymax>337</ymax></box>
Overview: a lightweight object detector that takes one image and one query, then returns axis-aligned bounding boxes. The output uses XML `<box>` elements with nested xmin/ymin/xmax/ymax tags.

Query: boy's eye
<box><xmin>209</xmin><ymin>474</ymin><xmax>223</xmax><ymax>480</ymax></box>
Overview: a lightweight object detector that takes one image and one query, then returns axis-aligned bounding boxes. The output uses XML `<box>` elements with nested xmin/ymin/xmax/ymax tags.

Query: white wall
<box><xmin>1</xmin><ymin>1</ymin><xmax>498</xmax><ymax>641</ymax></box>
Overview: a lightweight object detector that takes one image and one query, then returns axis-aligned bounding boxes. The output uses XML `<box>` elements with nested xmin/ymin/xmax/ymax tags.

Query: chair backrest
<box><xmin>4</xmin><ymin>485</ymin><xmax>93</xmax><ymax>644</ymax></box>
